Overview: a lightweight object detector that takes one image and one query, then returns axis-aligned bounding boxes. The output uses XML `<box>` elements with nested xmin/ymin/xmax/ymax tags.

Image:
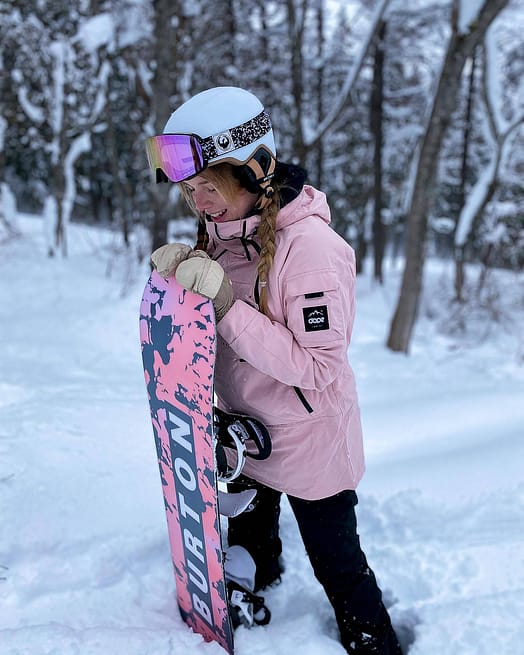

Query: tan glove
<box><xmin>150</xmin><ymin>243</ymin><xmax>192</xmax><ymax>278</ymax></box>
<box><xmin>176</xmin><ymin>252</ymin><xmax>234</xmax><ymax>322</ymax></box>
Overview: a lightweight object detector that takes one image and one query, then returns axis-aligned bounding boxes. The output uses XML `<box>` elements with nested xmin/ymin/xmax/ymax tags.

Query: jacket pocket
<box><xmin>293</xmin><ymin>386</ymin><xmax>314</xmax><ymax>414</ymax></box>
<box><xmin>284</xmin><ymin>270</ymin><xmax>344</xmax><ymax>346</ymax></box>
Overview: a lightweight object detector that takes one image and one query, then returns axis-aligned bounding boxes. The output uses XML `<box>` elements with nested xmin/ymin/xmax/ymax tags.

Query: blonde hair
<box><xmin>180</xmin><ymin>164</ymin><xmax>242</xmax><ymax>212</ymax></box>
<box><xmin>180</xmin><ymin>163</ymin><xmax>280</xmax><ymax>318</ymax></box>
<box><xmin>256</xmin><ymin>197</ymin><xmax>279</xmax><ymax>317</ymax></box>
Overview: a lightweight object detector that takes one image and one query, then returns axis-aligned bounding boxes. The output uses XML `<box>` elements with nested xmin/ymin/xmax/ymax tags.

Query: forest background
<box><xmin>0</xmin><ymin>0</ymin><xmax>522</xmax><ymax>353</ymax></box>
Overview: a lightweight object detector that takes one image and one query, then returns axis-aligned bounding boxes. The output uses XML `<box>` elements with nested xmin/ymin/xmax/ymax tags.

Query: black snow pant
<box><xmin>228</xmin><ymin>478</ymin><xmax>402</xmax><ymax>655</ymax></box>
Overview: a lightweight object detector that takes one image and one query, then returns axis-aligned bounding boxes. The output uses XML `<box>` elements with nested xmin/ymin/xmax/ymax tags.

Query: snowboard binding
<box><xmin>214</xmin><ymin>408</ymin><xmax>272</xmax><ymax>483</ymax></box>
<box><xmin>215</xmin><ymin>414</ymin><xmax>274</xmax><ymax>630</ymax></box>
<box><xmin>228</xmin><ymin>582</ymin><xmax>271</xmax><ymax>628</ymax></box>
<box><xmin>224</xmin><ymin>544</ymin><xmax>271</xmax><ymax>629</ymax></box>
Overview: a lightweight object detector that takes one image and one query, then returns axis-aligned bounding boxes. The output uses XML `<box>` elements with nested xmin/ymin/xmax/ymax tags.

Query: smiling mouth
<box><xmin>208</xmin><ymin>209</ymin><xmax>227</xmax><ymax>221</ymax></box>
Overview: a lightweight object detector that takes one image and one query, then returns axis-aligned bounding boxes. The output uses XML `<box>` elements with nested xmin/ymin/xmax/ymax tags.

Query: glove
<box><xmin>176</xmin><ymin>252</ymin><xmax>234</xmax><ymax>322</ymax></box>
<box><xmin>150</xmin><ymin>243</ymin><xmax>192</xmax><ymax>278</ymax></box>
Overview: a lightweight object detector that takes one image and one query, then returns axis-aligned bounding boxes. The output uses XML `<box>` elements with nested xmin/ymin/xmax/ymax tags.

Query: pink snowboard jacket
<box><xmin>209</xmin><ymin>184</ymin><xmax>365</xmax><ymax>500</ymax></box>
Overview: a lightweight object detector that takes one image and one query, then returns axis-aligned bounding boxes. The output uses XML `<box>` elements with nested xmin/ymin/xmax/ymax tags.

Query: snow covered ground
<box><xmin>1</xmin><ymin>214</ymin><xmax>523</xmax><ymax>655</ymax></box>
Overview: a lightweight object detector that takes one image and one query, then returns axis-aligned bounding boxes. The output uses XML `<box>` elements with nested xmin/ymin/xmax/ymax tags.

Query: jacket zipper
<box><xmin>293</xmin><ymin>387</ymin><xmax>314</xmax><ymax>414</ymax></box>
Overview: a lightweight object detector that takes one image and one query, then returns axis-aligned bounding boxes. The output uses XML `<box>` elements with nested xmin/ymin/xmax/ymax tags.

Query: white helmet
<box><xmin>146</xmin><ymin>87</ymin><xmax>277</xmax><ymax>208</ymax></box>
<box><xmin>163</xmin><ymin>86</ymin><xmax>276</xmax><ymax>166</ymax></box>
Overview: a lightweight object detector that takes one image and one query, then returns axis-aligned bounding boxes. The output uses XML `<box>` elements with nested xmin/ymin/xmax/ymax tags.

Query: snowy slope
<box><xmin>1</xmin><ymin>214</ymin><xmax>523</xmax><ymax>655</ymax></box>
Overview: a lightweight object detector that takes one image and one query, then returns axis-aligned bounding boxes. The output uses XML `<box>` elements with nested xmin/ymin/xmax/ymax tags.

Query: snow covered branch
<box><xmin>304</xmin><ymin>0</ymin><xmax>391</xmax><ymax>149</ymax></box>
<box><xmin>63</xmin><ymin>132</ymin><xmax>92</xmax><ymax>233</ymax></box>
<box><xmin>484</xmin><ymin>24</ymin><xmax>510</xmax><ymax>135</ymax></box>
<box><xmin>13</xmin><ymin>71</ymin><xmax>45</xmax><ymax>125</ymax></box>
<box><xmin>92</xmin><ymin>60</ymin><xmax>112</xmax><ymax>125</ymax></box>
<box><xmin>455</xmin><ymin>42</ymin><xmax>523</xmax><ymax>247</ymax></box>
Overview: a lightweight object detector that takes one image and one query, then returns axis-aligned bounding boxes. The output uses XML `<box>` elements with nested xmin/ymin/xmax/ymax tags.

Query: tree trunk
<box><xmin>50</xmin><ymin>158</ymin><xmax>65</xmax><ymax>257</ymax></box>
<box><xmin>285</xmin><ymin>0</ymin><xmax>307</xmax><ymax>162</ymax></box>
<box><xmin>454</xmin><ymin>50</ymin><xmax>477</xmax><ymax>302</ymax></box>
<box><xmin>315</xmin><ymin>0</ymin><xmax>324</xmax><ymax>189</ymax></box>
<box><xmin>386</xmin><ymin>0</ymin><xmax>509</xmax><ymax>353</ymax></box>
<box><xmin>371</xmin><ymin>20</ymin><xmax>386</xmax><ymax>283</ymax></box>
<box><xmin>105</xmin><ymin>71</ymin><xmax>128</xmax><ymax>246</ymax></box>
<box><xmin>149</xmin><ymin>0</ymin><xmax>189</xmax><ymax>252</ymax></box>
<box><xmin>255</xmin><ymin>0</ymin><xmax>271</xmax><ymax>98</ymax></box>
<box><xmin>356</xmin><ymin>230</ymin><xmax>367</xmax><ymax>275</ymax></box>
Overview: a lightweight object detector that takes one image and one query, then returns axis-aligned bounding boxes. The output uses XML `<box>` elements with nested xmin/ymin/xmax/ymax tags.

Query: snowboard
<box><xmin>140</xmin><ymin>270</ymin><xmax>235</xmax><ymax>654</ymax></box>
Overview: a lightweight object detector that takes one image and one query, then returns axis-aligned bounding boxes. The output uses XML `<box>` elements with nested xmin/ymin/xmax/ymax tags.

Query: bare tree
<box><xmin>386</xmin><ymin>0</ymin><xmax>510</xmax><ymax>353</ymax></box>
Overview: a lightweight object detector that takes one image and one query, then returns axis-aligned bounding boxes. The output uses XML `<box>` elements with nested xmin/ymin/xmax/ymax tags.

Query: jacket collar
<box><xmin>206</xmin><ymin>213</ymin><xmax>261</xmax><ymax>260</ymax></box>
<box><xmin>206</xmin><ymin>184</ymin><xmax>331</xmax><ymax>260</ymax></box>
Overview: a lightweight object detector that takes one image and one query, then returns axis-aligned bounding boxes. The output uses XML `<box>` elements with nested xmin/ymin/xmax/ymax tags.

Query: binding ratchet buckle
<box><xmin>214</xmin><ymin>408</ymin><xmax>272</xmax><ymax>483</ymax></box>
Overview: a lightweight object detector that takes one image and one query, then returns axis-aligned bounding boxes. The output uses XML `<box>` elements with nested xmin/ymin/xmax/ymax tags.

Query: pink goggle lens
<box><xmin>145</xmin><ymin>134</ymin><xmax>205</xmax><ymax>183</ymax></box>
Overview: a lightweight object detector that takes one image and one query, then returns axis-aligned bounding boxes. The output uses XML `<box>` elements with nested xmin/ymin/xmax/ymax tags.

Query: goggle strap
<box><xmin>200</xmin><ymin>111</ymin><xmax>272</xmax><ymax>162</ymax></box>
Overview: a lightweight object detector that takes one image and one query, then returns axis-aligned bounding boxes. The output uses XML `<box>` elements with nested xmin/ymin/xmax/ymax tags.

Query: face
<box><xmin>184</xmin><ymin>175</ymin><xmax>258</xmax><ymax>223</ymax></box>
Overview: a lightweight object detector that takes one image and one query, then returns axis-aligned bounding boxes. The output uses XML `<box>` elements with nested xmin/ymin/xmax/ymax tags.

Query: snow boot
<box><xmin>340</xmin><ymin>605</ymin><xmax>403</xmax><ymax>655</ymax></box>
<box><xmin>224</xmin><ymin>545</ymin><xmax>271</xmax><ymax>628</ymax></box>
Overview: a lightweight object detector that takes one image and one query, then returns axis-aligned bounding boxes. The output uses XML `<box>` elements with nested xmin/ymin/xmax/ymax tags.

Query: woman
<box><xmin>146</xmin><ymin>86</ymin><xmax>402</xmax><ymax>654</ymax></box>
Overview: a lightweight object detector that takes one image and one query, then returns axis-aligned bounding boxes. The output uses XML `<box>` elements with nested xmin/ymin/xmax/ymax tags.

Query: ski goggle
<box><xmin>145</xmin><ymin>110</ymin><xmax>272</xmax><ymax>183</ymax></box>
<box><xmin>145</xmin><ymin>134</ymin><xmax>206</xmax><ymax>183</ymax></box>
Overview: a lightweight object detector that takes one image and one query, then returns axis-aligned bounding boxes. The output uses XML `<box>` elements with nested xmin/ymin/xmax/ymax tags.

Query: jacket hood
<box><xmin>276</xmin><ymin>184</ymin><xmax>331</xmax><ymax>231</ymax></box>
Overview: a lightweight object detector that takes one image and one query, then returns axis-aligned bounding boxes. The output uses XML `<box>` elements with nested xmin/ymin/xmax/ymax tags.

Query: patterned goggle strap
<box><xmin>200</xmin><ymin>110</ymin><xmax>272</xmax><ymax>162</ymax></box>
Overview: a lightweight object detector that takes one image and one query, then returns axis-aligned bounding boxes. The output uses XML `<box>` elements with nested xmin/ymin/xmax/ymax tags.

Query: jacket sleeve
<box><xmin>217</xmin><ymin>262</ymin><xmax>355</xmax><ymax>392</ymax></box>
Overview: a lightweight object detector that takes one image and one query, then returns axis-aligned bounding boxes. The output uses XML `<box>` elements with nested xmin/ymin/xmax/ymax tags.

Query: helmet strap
<box><xmin>254</xmin><ymin>184</ymin><xmax>275</xmax><ymax>210</ymax></box>
<box><xmin>235</xmin><ymin>146</ymin><xmax>276</xmax><ymax>210</ymax></box>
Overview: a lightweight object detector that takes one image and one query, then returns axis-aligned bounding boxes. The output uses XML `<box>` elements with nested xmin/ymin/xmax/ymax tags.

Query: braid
<box><xmin>195</xmin><ymin>218</ymin><xmax>209</xmax><ymax>252</ymax></box>
<box><xmin>256</xmin><ymin>196</ymin><xmax>279</xmax><ymax>318</ymax></box>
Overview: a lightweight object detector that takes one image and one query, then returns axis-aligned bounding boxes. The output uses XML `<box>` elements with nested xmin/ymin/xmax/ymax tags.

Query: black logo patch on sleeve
<box><xmin>303</xmin><ymin>305</ymin><xmax>330</xmax><ymax>332</ymax></box>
